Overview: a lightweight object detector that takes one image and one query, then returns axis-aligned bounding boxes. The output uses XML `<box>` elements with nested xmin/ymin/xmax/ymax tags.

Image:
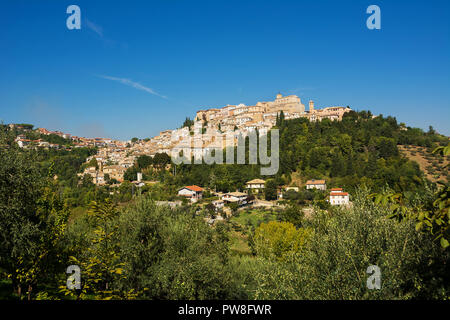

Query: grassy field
<box><xmin>228</xmin><ymin>209</ymin><xmax>280</xmax><ymax>256</ymax></box>
<box><xmin>230</xmin><ymin>208</ymin><xmax>279</xmax><ymax>228</ymax></box>
<box><xmin>229</xmin><ymin>231</ymin><xmax>251</xmax><ymax>256</ymax></box>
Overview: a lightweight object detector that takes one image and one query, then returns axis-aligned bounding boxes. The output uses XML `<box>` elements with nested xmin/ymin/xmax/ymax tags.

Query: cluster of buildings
<box><xmin>177</xmin><ymin>178</ymin><xmax>350</xmax><ymax>210</ymax></box>
<box><xmin>123</xmin><ymin>93</ymin><xmax>351</xmax><ymax>163</ymax></box>
<box><xmin>11</xmin><ymin>125</ymin><xmax>134</xmax><ymax>185</ymax></box>
<box><xmin>305</xmin><ymin>180</ymin><xmax>350</xmax><ymax>206</ymax></box>
<box><xmin>177</xmin><ymin>185</ymin><xmax>249</xmax><ymax>212</ymax></box>
<box><xmin>73</xmin><ymin>93</ymin><xmax>351</xmax><ymax>186</ymax></box>
<box><xmin>15</xmin><ymin>134</ymin><xmax>63</xmax><ymax>149</ymax></box>
<box><xmin>13</xmin><ymin>126</ymin><xmax>128</xmax><ymax>151</ymax></box>
<box><xmin>12</xmin><ymin>93</ymin><xmax>352</xmax><ymax>188</ymax></box>
<box><xmin>77</xmin><ymin>162</ymin><xmax>129</xmax><ymax>186</ymax></box>
<box><xmin>76</xmin><ymin>153</ymin><xmax>143</xmax><ymax>186</ymax></box>
<box><xmin>177</xmin><ymin>180</ymin><xmax>267</xmax><ymax>205</ymax></box>
<box><xmin>37</xmin><ymin>127</ymin><xmax>127</xmax><ymax>149</ymax></box>
<box><xmin>194</xmin><ymin>93</ymin><xmax>351</xmax><ymax>131</ymax></box>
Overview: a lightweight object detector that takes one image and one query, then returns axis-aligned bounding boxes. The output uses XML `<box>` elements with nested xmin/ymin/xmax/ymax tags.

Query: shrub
<box><xmin>252</xmin><ymin>188</ymin><xmax>449</xmax><ymax>299</ymax></box>
<box><xmin>102</xmin><ymin>196</ymin><xmax>245</xmax><ymax>299</ymax></box>
<box><xmin>253</xmin><ymin>221</ymin><xmax>311</xmax><ymax>261</ymax></box>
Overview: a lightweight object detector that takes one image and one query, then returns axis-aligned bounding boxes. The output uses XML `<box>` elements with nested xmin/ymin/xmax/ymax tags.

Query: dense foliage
<box><xmin>249</xmin><ymin>189</ymin><xmax>449</xmax><ymax>299</ymax></box>
<box><xmin>0</xmin><ymin>115</ymin><xmax>448</xmax><ymax>300</ymax></box>
<box><xmin>134</xmin><ymin>111</ymin><xmax>448</xmax><ymax>195</ymax></box>
<box><xmin>277</xmin><ymin>111</ymin><xmax>447</xmax><ymax>193</ymax></box>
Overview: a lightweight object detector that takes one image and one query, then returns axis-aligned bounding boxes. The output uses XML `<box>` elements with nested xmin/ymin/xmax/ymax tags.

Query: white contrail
<box><xmin>85</xmin><ymin>19</ymin><xmax>103</xmax><ymax>37</ymax></box>
<box><xmin>97</xmin><ymin>75</ymin><xmax>167</xmax><ymax>99</ymax></box>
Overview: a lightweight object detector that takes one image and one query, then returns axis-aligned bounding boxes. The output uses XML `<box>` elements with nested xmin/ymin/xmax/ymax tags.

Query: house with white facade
<box><xmin>306</xmin><ymin>179</ymin><xmax>327</xmax><ymax>190</ymax></box>
<box><xmin>222</xmin><ymin>192</ymin><xmax>248</xmax><ymax>204</ymax></box>
<box><xmin>329</xmin><ymin>188</ymin><xmax>350</xmax><ymax>206</ymax></box>
<box><xmin>178</xmin><ymin>185</ymin><xmax>204</xmax><ymax>202</ymax></box>
<box><xmin>246</xmin><ymin>179</ymin><xmax>265</xmax><ymax>193</ymax></box>
<box><xmin>212</xmin><ymin>199</ymin><xmax>225</xmax><ymax>211</ymax></box>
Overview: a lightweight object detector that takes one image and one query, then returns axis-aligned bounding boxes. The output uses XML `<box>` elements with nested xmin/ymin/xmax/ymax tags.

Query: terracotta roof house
<box><xmin>306</xmin><ymin>179</ymin><xmax>327</xmax><ymax>190</ymax></box>
<box><xmin>246</xmin><ymin>179</ymin><xmax>265</xmax><ymax>193</ymax></box>
<box><xmin>222</xmin><ymin>192</ymin><xmax>248</xmax><ymax>204</ymax></box>
<box><xmin>329</xmin><ymin>188</ymin><xmax>350</xmax><ymax>206</ymax></box>
<box><xmin>178</xmin><ymin>185</ymin><xmax>204</xmax><ymax>202</ymax></box>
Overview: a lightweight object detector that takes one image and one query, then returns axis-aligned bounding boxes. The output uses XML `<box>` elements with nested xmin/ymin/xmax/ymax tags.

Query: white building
<box><xmin>212</xmin><ymin>200</ymin><xmax>225</xmax><ymax>211</ymax></box>
<box><xmin>222</xmin><ymin>192</ymin><xmax>248</xmax><ymax>204</ymax></box>
<box><xmin>246</xmin><ymin>179</ymin><xmax>265</xmax><ymax>193</ymax></box>
<box><xmin>178</xmin><ymin>185</ymin><xmax>204</xmax><ymax>202</ymax></box>
<box><xmin>306</xmin><ymin>179</ymin><xmax>327</xmax><ymax>190</ymax></box>
<box><xmin>329</xmin><ymin>188</ymin><xmax>350</xmax><ymax>206</ymax></box>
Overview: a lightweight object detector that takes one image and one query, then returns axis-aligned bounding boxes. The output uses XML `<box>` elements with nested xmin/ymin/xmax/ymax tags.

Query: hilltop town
<box><xmin>13</xmin><ymin>93</ymin><xmax>351</xmax><ymax>185</ymax></box>
<box><xmin>79</xmin><ymin>94</ymin><xmax>351</xmax><ymax>185</ymax></box>
<box><xmin>3</xmin><ymin>1</ymin><xmax>449</xmax><ymax>302</ymax></box>
<box><xmin>3</xmin><ymin>94</ymin><xmax>449</xmax><ymax>303</ymax></box>
<box><xmin>146</xmin><ymin>94</ymin><xmax>351</xmax><ymax>157</ymax></box>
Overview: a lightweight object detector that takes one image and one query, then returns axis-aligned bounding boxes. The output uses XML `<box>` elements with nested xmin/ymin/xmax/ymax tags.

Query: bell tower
<box><xmin>309</xmin><ymin>100</ymin><xmax>315</xmax><ymax>113</ymax></box>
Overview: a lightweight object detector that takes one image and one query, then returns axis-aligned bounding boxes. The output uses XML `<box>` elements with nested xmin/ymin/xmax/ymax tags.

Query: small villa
<box><xmin>306</xmin><ymin>179</ymin><xmax>327</xmax><ymax>190</ymax></box>
<box><xmin>212</xmin><ymin>199</ymin><xmax>225</xmax><ymax>211</ymax></box>
<box><xmin>222</xmin><ymin>192</ymin><xmax>248</xmax><ymax>204</ymax></box>
<box><xmin>178</xmin><ymin>185</ymin><xmax>204</xmax><ymax>202</ymax></box>
<box><xmin>329</xmin><ymin>188</ymin><xmax>350</xmax><ymax>206</ymax></box>
<box><xmin>246</xmin><ymin>179</ymin><xmax>265</xmax><ymax>193</ymax></box>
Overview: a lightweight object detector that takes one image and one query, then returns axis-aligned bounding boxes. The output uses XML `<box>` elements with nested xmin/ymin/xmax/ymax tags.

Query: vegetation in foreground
<box><xmin>1</xmin><ymin>183</ymin><xmax>449</xmax><ymax>300</ymax></box>
<box><xmin>0</xmin><ymin>115</ymin><xmax>449</xmax><ymax>300</ymax></box>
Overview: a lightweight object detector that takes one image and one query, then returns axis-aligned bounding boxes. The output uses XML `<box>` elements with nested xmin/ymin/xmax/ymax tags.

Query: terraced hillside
<box><xmin>398</xmin><ymin>144</ymin><xmax>449</xmax><ymax>183</ymax></box>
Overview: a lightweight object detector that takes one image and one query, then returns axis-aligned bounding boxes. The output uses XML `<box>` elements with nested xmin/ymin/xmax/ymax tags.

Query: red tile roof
<box><xmin>330</xmin><ymin>192</ymin><xmax>348</xmax><ymax>196</ymax></box>
<box><xmin>306</xmin><ymin>179</ymin><xmax>326</xmax><ymax>185</ymax></box>
<box><xmin>185</xmin><ymin>185</ymin><xmax>203</xmax><ymax>192</ymax></box>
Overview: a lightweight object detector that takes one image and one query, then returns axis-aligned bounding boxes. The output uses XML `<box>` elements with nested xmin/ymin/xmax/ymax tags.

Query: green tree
<box><xmin>60</xmin><ymin>199</ymin><xmax>129</xmax><ymax>300</ymax></box>
<box><xmin>0</xmin><ymin>130</ymin><xmax>69</xmax><ymax>299</ymax></box>
<box><xmin>152</xmin><ymin>153</ymin><xmax>171</xmax><ymax>170</ymax></box>
<box><xmin>0</xmin><ymin>131</ymin><xmax>44</xmax><ymax>298</ymax></box>
<box><xmin>280</xmin><ymin>203</ymin><xmax>304</xmax><ymax>227</ymax></box>
<box><xmin>253</xmin><ymin>188</ymin><xmax>450</xmax><ymax>299</ymax></box>
<box><xmin>116</xmin><ymin>197</ymin><xmax>242</xmax><ymax>299</ymax></box>
<box><xmin>253</xmin><ymin>221</ymin><xmax>310</xmax><ymax>261</ymax></box>
<box><xmin>264</xmin><ymin>179</ymin><xmax>277</xmax><ymax>201</ymax></box>
<box><xmin>181</xmin><ymin>117</ymin><xmax>194</xmax><ymax>129</ymax></box>
<box><xmin>124</xmin><ymin>166</ymin><xmax>138</xmax><ymax>181</ymax></box>
<box><xmin>137</xmin><ymin>155</ymin><xmax>153</xmax><ymax>169</ymax></box>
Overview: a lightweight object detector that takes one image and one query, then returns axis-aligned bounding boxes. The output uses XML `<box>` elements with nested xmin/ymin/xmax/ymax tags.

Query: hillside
<box><xmin>398</xmin><ymin>144</ymin><xmax>449</xmax><ymax>183</ymax></box>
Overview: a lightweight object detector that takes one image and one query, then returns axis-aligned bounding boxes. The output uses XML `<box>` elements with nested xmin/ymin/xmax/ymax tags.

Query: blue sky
<box><xmin>1</xmin><ymin>0</ymin><xmax>449</xmax><ymax>140</ymax></box>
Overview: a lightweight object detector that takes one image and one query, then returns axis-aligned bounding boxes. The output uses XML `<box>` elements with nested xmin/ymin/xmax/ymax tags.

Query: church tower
<box><xmin>309</xmin><ymin>100</ymin><xmax>315</xmax><ymax>113</ymax></box>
